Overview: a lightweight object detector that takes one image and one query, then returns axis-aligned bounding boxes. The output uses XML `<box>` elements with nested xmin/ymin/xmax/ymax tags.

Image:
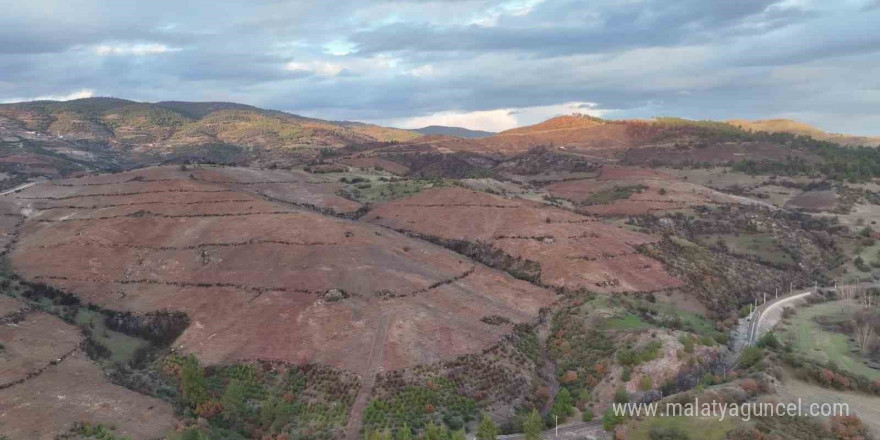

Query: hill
<box><xmin>729</xmin><ymin>118</ymin><xmax>880</xmax><ymax>147</ymax></box>
<box><xmin>413</xmin><ymin>125</ymin><xmax>495</xmax><ymax>138</ymax></box>
<box><xmin>0</xmin><ymin>97</ymin><xmax>421</xmax><ymax>154</ymax></box>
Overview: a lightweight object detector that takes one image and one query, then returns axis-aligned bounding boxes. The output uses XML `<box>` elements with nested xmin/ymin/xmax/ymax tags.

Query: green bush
<box><xmin>640</xmin><ymin>375</ymin><xmax>653</xmax><ymax>391</ymax></box>
<box><xmin>582</xmin><ymin>409</ymin><xmax>594</xmax><ymax>422</ymax></box>
<box><xmin>757</xmin><ymin>332</ymin><xmax>780</xmax><ymax>350</ymax></box>
<box><xmin>618</xmin><ymin>341</ymin><xmax>663</xmax><ymax>367</ymax></box>
<box><xmin>648</xmin><ymin>425</ymin><xmax>690</xmax><ymax>440</ymax></box>
<box><xmin>602</xmin><ymin>408</ymin><xmax>624</xmax><ymax>431</ymax></box>
<box><xmin>739</xmin><ymin>346</ymin><xmax>764</xmax><ymax>369</ymax></box>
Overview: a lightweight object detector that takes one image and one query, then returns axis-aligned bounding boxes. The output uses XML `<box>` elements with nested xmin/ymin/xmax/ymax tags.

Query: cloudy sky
<box><xmin>2</xmin><ymin>0</ymin><xmax>880</xmax><ymax>134</ymax></box>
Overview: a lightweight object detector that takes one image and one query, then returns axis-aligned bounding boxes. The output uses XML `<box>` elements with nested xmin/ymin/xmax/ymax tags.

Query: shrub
<box><xmin>757</xmin><ymin>332</ymin><xmax>780</xmax><ymax>350</ymax></box>
<box><xmin>648</xmin><ymin>425</ymin><xmax>689</xmax><ymax>440</ymax></box>
<box><xmin>640</xmin><ymin>375</ymin><xmax>653</xmax><ymax>391</ymax></box>
<box><xmin>739</xmin><ymin>347</ymin><xmax>764</xmax><ymax>370</ymax></box>
<box><xmin>603</xmin><ymin>408</ymin><xmax>624</xmax><ymax>432</ymax></box>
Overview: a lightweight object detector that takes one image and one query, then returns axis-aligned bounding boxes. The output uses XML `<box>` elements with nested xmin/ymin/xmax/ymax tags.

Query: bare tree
<box><xmin>854</xmin><ymin>311</ymin><xmax>878</xmax><ymax>355</ymax></box>
<box><xmin>861</xmin><ymin>289</ymin><xmax>877</xmax><ymax>309</ymax></box>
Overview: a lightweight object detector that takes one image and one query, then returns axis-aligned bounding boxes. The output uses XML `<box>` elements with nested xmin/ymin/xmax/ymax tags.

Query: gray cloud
<box><xmin>1</xmin><ymin>0</ymin><xmax>879</xmax><ymax>134</ymax></box>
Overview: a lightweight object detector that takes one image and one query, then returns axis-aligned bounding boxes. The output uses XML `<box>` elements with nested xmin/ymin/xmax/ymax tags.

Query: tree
<box><xmin>396</xmin><ymin>423</ymin><xmax>413</xmax><ymax>440</ymax></box>
<box><xmin>477</xmin><ymin>415</ymin><xmax>499</xmax><ymax>440</ymax></box>
<box><xmin>367</xmin><ymin>430</ymin><xmax>393</xmax><ymax>440</ymax></box>
<box><xmin>853</xmin><ymin>312</ymin><xmax>877</xmax><ymax>355</ymax></box>
<box><xmin>523</xmin><ymin>409</ymin><xmax>543</xmax><ymax>440</ymax></box>
<box><xmin>180</xmin><ymin>355</ymin><xmax>208</xmax><ymax>407</ymax></box>
<box><xmin>603</xmin><ymin>408</ymin><xmax>624</xmax><ymax>432</ymax></box>
<box><xmin>451</xmin><ymin>430</ymin><xmax>467</xmax><ymax>440</ymax></box>
<box><xmin>221</xmin><ymin>379</ymin><xmax>248</xmax><ymax>426</ymax></box>
<box><xmin>423</xmin><ymin>422</ymin><xmax>448</xmax><ymax>440</ymax></box>
<box><xmin>552</xmin><ymin>388</ymin><xmax>574</xmax><ymax>420</ymax></box>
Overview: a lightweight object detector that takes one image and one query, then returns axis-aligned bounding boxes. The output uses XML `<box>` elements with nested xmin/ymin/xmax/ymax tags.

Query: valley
<box><xmin>1</xmin><ymin>98</ymin><xmax>879</xmax><ymax>440</ymax></box>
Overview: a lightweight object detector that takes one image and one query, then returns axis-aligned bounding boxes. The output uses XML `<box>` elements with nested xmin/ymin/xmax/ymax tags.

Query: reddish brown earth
<box><xmin>545</xmin><ymin>166</ymin><xmax>761</xmax><ymax>215</ymax></box>
<box><xmin>7</xmin><ymin>166</ymin><xmax>556</xmax><ymax>374</ymax></box>
<box><xmin>0</xmin><ymin>297</ymin><xmax>175</xmax><ymax>440</ymax></box>
<box><xmin>188</xmin><ymin>167</ymin><xmax>363</xmax><ymax>215</ymax></box>
<box><xmin>363</xmin><ymin>186</ymin><xmax>683</xmax><ymax>293</ymax></box>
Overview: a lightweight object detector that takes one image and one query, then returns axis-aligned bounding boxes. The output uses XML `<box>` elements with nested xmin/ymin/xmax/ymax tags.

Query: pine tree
<box><xmin>524</xmin><ymin>409</ymin><xmax>543</xmax><ymax>440</ymax></box>
<box><xmin>477</xmin><ymin>414</ymin><xmax>499</xmax><ymax>440</ymax></box>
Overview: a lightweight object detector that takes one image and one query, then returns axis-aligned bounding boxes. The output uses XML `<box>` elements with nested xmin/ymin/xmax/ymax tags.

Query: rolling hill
<box><xmin>729</xmin><ymin>118</ymin><xmax>880</xmax><ymax>147</ymax></box>
<box><xmin>413</xmin><ymin>125</ymin><xmax>496</xmax><ymax>138</ymax></box>
<box><xmin>0</xmin><ymin>97</ymin><xmax>421</xmax><ymax>152</ymax></box>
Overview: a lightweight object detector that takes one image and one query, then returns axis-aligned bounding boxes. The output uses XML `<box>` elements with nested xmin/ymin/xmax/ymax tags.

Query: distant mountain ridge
<box><xmin>414</xmin><ymin>125</ymin><xmax>495</xmax><ymax>138</ymax></box>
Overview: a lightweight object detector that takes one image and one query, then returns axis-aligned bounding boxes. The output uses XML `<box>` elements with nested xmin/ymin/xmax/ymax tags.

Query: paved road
<box><xmin>497</xmin><ymin>420</ymin><xmax>605</xmax><ymax>440</ymax></box>
<box><xmin>753</xmin><ymin>290</ymin><xmax>813</xmax><ymax>341</ymax></box>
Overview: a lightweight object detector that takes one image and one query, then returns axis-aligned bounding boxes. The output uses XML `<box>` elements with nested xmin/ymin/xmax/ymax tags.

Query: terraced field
<box><xmin>364</xmin><ymin>186</ymin><xmax>683</xmax><ymax>293</ymax></box>
<box><xmin>6</xmin><ymin>166</ymin><xmax>557</xmax><ymax>374</ymax></box>
<box><xmin>0</xmin><ymin>297</ymin><xmax>175</xmax><ymax>440</ymax></box>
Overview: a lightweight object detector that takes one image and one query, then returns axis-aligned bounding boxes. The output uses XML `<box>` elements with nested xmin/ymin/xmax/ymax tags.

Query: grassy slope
<box><xmin>779</xmin><ymin>301</ymin><xmax>880</xmax><ymax>380</ymax></box>
<box><xmin>627</xmin><ymin>416</ymin><xmax>738</xmax><ymax>440</ymax></box>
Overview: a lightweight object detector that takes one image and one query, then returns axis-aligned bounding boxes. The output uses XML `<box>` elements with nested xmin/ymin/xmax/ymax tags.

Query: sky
<box><xmin>1</xmin><ymin>0</ymin><xmax>880</xmax><ymax>134</ymax></box>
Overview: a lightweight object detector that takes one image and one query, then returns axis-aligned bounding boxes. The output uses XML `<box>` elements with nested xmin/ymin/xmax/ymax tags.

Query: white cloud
<box><xmin>95</xmin><ymin>43</ymin><xmax>180</xmax><ymax>56</ymax></box>
<box><xmin>0</xmin><ymin>89</ymin><xmax>96</xmax><ymax>104</ymax></box>
<box><xmin>284</xmin><ymin>55</ymin><xmax>401</xmax><ymax>77</ymax></box>
<box><xmin>407</xmin><ymin>64</ymin><xmax>435</xmax><ymax>77</ymax></box>
<box><xmin>323</xmin><ymin>39</ymin><xmax>357</xmax><ymax>56</ymax></box>
<box><xmin>472</xmin><ymin>0</ymin><xmax>546</xmax><ymax>27</ymax></box>
<box><xmin>385</xmin><ymin>101</ymin><xmax>611</xmax><ymax>132</ymax></box>
<box><xmin>284</xmin><ymin>60</ymin><xmax>345</xmax><ymax>77</ymax></box>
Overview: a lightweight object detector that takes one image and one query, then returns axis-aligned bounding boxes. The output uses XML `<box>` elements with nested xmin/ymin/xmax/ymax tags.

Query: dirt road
<box><xmin>345</xmin><ymin>314</ymin><xmax>390</xmax><ymax>440</ymax></box>
<box><xmin>0</xmin><ymin>182</ymin><xmax>36</xmax><ymax>196</ymax></box>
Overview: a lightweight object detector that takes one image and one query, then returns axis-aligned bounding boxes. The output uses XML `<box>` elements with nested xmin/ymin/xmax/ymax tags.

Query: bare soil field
<box><xmin>188</xmin><ymin>166</ymin><xmax>363</xmax><ymax>215</ymax></box>
<box><xmin>364</xmin><ymin>186</ymin><xmax>682</xmax><ymax>293</ymax></box>
<box><xmin>8</xmin><ymin>167</ymin><xmax>556</xmax><ymax>374</ymax></box>
<box><xmin>544</xmin><ymin>166</ymin><xmax>760</xmax><ymax>215</ymax></box>
<box><xmin>784</xmin><ymin>189</ymin><xmax>838</xmax><ymax>211</ymax></box>
<box><xmin>0</xmin><ymin>300</ymin><xmax>174</xmax><ymax>440</ymax></box>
